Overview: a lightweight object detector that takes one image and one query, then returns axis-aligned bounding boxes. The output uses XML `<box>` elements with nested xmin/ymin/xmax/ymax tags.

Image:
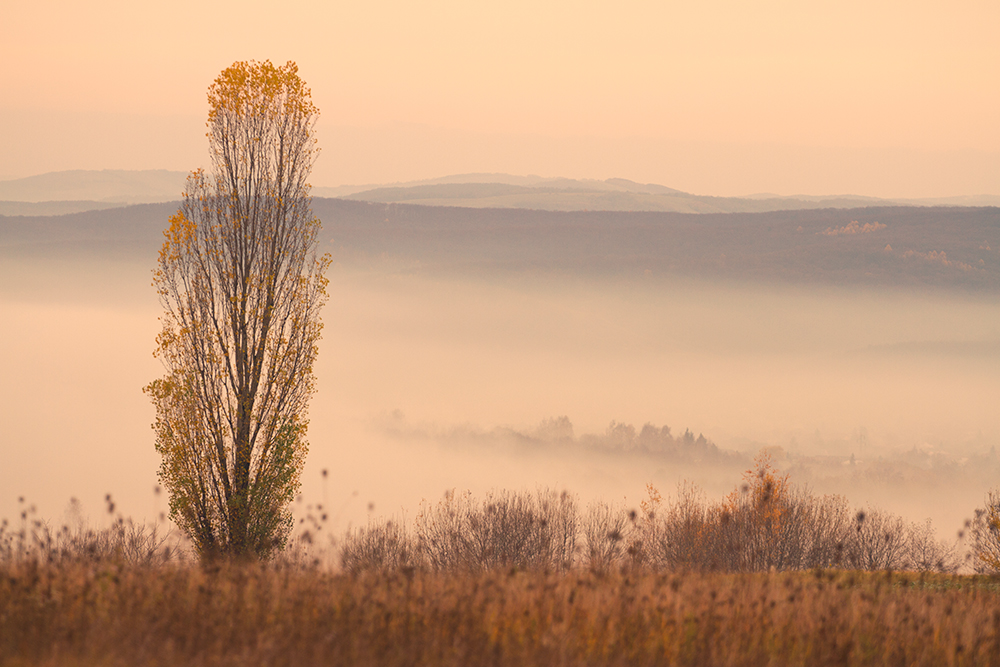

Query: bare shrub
<box><xmin>0</xmin><ymin>513</ymin><xmax>178</xmax><ymax>566</ymax></box>
<box><xmin>415</xmin><ymin>489</ymin><xmax>577</xmax><ymax>572</ymax></box>
<box><xmin>582</xmin><ymin>500</ymin><xmax>630</xmax><ymax>571</ymax></box>
<box><xmin>798</xmin><ymin>493</ymin><xmax>854</xmax><ymax>569</ymax></box>
<box><xmin>340</xmin><ymin>518</ymin><xmax>420</xmax><ymax>574</ymax></box>
<box><xmin>641</xmin><ymin>482</ymin><xmax>710</xmax><ymax>570</ymax></box>
<box><xmin>841</xmin><ymin>508</ymin><xmax>958</xmax><ymax>573</ymax></box>
<box><xmin>845</xmin><ymin>507</ymin><xmax>909</xmax><ymax>571</ymax></box>
<box><xmin>632</xmin><ymin>453</ymin><xmax>956</xmax><ymax>574</ymax></box>
<box><xmin>648</xmin><ymin>454</ymin><xmax>854</xmax><ymax>572</ymax></box>
<box><xmin>905</xmin><ymin>518</ymin><xmax>960</xmax><ymax>573</ymax></box>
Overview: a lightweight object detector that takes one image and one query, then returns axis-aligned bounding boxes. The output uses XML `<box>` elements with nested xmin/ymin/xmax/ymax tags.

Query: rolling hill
<box><xmin>3</xmin><ymin>198</ymin><xmax>998</xmax><ymax>292</ymax></box>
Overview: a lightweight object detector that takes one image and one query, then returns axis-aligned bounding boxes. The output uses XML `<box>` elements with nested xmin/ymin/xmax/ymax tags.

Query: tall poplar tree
<box><xmin>145</xmin><ymin>61</ymin><xmax>329</xmax><ymax>559</ymax></box>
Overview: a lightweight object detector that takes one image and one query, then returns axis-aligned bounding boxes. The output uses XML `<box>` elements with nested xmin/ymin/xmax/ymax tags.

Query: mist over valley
<box><xmin>2</xmin><ymin>186</ymin><xmax>998</xmax><ymax>547</ymax></box>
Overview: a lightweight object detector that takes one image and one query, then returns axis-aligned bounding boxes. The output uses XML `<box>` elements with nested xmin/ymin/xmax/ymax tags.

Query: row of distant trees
<box><xmin>340</xmin><ymin>454</ymin><xmax>1000</xmax><ymax>575</ymax></box>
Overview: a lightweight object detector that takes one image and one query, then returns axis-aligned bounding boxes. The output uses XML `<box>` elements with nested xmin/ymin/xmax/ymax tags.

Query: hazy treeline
<box><xmin>383</xmin><ymin>413</ymin><xmax>999</xmax><ymax>485</ymax></box>
<box><xmin>384</xmin><ymin>415</ymin><xmax>740</xmax><ymax>468</ymax></box>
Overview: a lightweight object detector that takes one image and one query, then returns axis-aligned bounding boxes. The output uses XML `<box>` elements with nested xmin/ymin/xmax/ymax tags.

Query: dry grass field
<box><xmin>5</xmin><ymin>457</ymin><xmax>1000</xmax><ymax>666</ymax></box>
<box><xmin>3</xmin><ymin>558</ymin><xmax>1000</xmax><ymax>667</ymax></box>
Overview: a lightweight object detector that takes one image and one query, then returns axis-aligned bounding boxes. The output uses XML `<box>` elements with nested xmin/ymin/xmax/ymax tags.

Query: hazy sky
<box><xmin>2</xmin><ymin>0</ymin><xmax>998</xmax><ymax>196</ymax></box>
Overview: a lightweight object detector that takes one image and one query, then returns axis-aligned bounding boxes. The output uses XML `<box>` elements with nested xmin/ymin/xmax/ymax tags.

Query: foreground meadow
<box><xmin>3</xmin><ymin>559</ymin><xmax>1000</xmax><ymax>667</ymax></box>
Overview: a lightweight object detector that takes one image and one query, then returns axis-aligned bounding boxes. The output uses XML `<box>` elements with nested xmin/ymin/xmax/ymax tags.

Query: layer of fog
<box><xmin>2</xmin><ymin>256</ymin><xmax>998</xmax><ymax>545</ymax></box>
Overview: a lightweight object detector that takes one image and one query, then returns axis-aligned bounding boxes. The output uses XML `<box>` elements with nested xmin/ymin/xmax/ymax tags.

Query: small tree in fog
<box><xmin>145</xmin><ymin>61</ymin><xmax>329</xmax><ymax>559</ymax></box>
<box><xmin>711</xmin><ymin>451</ymin><xmax>796</xmax><ymax>571</ymax></box>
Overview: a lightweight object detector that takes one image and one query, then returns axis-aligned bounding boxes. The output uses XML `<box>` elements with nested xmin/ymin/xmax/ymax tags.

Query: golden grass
<box><xmin>3</xmin><ymin>561</ymin><xmax>1000</xmax><ymax>666</ymax></box>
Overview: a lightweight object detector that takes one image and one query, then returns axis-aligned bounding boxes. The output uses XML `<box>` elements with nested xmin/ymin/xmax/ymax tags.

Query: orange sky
<box><xmin>1</xmin><ymin>0</ymin><xmax>997</xmax><ymax>197</ymax></box>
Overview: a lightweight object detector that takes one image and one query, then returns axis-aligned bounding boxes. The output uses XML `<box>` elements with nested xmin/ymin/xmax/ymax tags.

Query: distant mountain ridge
<box><xmin>2</xmin><ymin>170</ymin><xmax>998</xmax><ymax>217</ymax></box>
<box><xmin>332</xmin><ymin>176</ymin><xmax>1000</xmax><ymax>214</ymax></box>
<box><xmin>0</xmin><ymin>169</ymin><xmax>188</xmax><ymax>204</ymax></box>
<box><xmin>336</xmin><ymin>181</ymin><xmax>901</xmax><ymax>214</ymax></box>
<box><xmin>313</xmin><ymin>173</ymin><xmax>1000</xmax><ymax>213</ymax></box>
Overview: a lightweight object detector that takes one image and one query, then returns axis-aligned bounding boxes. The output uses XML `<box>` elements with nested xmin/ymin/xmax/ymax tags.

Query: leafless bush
<box><xmin>340</xmin><ymin>518</ymin><xmax>420</xmax><ymax>574</ymax></box>
<box><xmin>627</xmin><ymin>454</ymin><xmax>957</xmax><ymax>574</ymax></box>
<box><xmin>582</xmin><ymin>500</ymin><xmax>630</xmax><ymax>571</ymax></box>
<box><xmin>905</xmin><ymin>518</ymin><xmax>960</xmax><ymax>573</ymax></box>
<box><xmin>845</xmin><ymin>507</ymin><xmax>909</xmax><ymax>571</ymax></box>
<box><xmin>637</xmin><ymin>458</ymin><xmax>856</xmax><ymax>572</ymax></box>
<box><xmin>798</xmin><ymin>493</ymin><xmax>855</xmax><ymax>569</ymax></box>
<box><xmin>838</xmin><ymin>508</ymin><xmax>959</xmax><ymax>573</ymax></box>
<box><xmin>0</xmin><ymin>513</ymin><xmax>178</xmax><ymax>566</ymax></box>
<box><xmin>329</xmin><ymin>474</ymin><xmax>965</xmax><ymax>575</ymax></box>
<box><xmin>415</xmin><ymin>489</ymin><xmax>577</xmax><ymax>572</ymax></box>
<box><xmin>642</xmin><ymin>482</ymin><xmax>710</xmax><ymax>570</ymax></box>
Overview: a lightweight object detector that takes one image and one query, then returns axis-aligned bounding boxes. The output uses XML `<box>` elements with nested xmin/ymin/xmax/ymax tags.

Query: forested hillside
<box><xmin>3</xmin><ymin>199</ymin><xmax>998</xmax><ymax>291</ymax></box>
